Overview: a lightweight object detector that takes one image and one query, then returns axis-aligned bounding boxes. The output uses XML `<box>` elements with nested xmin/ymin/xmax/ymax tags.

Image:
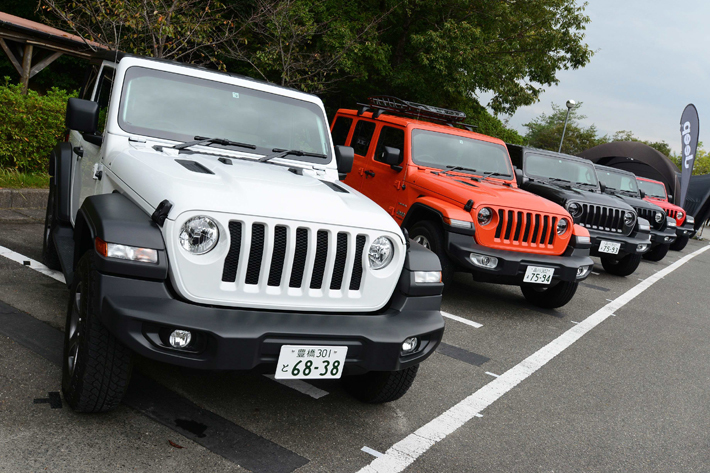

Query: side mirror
<box><xmin>334</xmin><ymin>145</ymin><xmax>354</xmax><ymax>180</ymax></box>
<box><xmin>668</xmin><ymin>194</ymin><xmax>673</xmax><ymax>200</ymax></box>
<box><xmin>514</xmin><ymin>167</ymin><xmax>527</xmax><ymax>187</ymax></box>
<box><xmin>381</xmin><ymin>146</ymin><xmax>401</xmax><ymax>166</ymax></box>
<box><xmin>639</xmin><ymin>189</ymin><xmax>646</xmax><ymax>198</ymax></box>
<box><xmin>66</xmin><ymin>98</ymin><xmax>99</xmax><ymax>134</ymax></box>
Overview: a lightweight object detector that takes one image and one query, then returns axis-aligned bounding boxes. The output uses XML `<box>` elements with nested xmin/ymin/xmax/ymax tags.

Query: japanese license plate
<box><xmin>275</xmin><ymin>345</ymin><xmax>348</xmax><ymax>379</ymax></box>
<box><xmin>523</xmin><ymin>266</ymin><xmax>554</xmax><ymax>284</ymax></box>
<box><xmin>598</xmin><ymin>240</ymin><xmax>621</xmax><ymax>254</ymax></box>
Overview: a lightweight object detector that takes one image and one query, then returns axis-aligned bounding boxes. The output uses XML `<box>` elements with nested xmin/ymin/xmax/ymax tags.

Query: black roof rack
<box><xmin>358</xmin><ymin>96</ymin><xmax>475</xmax><ymax>131</ymax></box>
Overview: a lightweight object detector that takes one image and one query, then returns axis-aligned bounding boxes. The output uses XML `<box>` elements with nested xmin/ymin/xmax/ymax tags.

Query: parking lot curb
<box><xmin>0</xmin><ymin>188</ymin><xmax>48</xmax><ymax>209</ymax></box>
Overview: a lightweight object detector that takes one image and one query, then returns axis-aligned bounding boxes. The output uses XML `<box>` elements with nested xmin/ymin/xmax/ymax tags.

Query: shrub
<box><xmin>0</xmin><ymin>78</ymin><xmax>76</xmax><ymax>173</ymax></box>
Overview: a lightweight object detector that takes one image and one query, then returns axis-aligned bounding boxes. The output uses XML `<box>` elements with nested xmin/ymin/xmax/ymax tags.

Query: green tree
<box><xmin>669</xmin><ymin>143</ymin><xmax>710</xmax><ymax>176</ymax></box>
<box><xmin>523</xmin><ymin>102</ymin><xmax>606</xmax><ymax>155</ymax></box>
<box><xmin>611</xmin><ymin>130</ymin><xmax>672</xmax><ymax>157</ymax></box>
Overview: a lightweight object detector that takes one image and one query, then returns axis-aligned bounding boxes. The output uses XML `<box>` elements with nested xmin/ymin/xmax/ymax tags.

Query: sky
<box><xmin>482</xmin><ymin>0</ymin><xmax>710</xmax><ymax>154</ymax></box>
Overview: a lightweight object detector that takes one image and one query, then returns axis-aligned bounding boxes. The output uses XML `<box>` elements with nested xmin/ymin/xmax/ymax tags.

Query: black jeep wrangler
<box><xmin>594</xmin><ymin>164</ymin><xmax>676</xmax><ymax>262</ymax></box>
<box><xmin>507</xmin><ymin>146</ymin><xmax>652</xmax><ymax>277</ymax></box>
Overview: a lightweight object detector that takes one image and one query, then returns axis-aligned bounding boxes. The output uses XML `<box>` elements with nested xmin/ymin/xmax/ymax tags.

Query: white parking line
<box><xmin>357</xmin><ymin>244</ymin><xmax>710</xmax><ymax>473</ymax></box>
<box><xmin>262</xmin><ymin>375</ymin><xmax>329</xmax><ymax>399</ymax></box>
<box><xmin>441</xmin><ymin>311</ymin><xmax>482</xmax><ymax>328</ymax></box>
<box><xmin>484</xmin><ymin>372</ymin><xmax>499</xmax><ymax>378</ymax></box>
<box><xmin>362</xmin><ymin>447</ymin><xmax>384</xmax><ymax>458</ymax></box>
<box><xmin>0</xmin><ymin>245</ymin><xmax>65</xmax><ymax>283</ymax></box>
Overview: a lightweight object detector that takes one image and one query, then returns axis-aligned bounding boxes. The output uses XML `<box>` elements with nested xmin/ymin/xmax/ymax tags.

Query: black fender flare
<box><xmin>74</xmin><ymin>193</ymin><xmax>168</xmax><ymax>280</ymax></box>
<box><xmin>401</xmin><ymin>203</ymin><xmax>445</xmax><ymax>230</ymax></box>
<box><xmin>48</xmin><ymin>142</ymin><xmax>73</xmax><ymax>223</ymax></box>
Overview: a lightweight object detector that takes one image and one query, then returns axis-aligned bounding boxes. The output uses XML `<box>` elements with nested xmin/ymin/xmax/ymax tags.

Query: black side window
<box><xmin>331</xmin><ymin>117</ymin><xmax>353</xmax><ymax>146</ymax></box>
<box><xmin>351</xmin><ymin>120</ymin><xmax>376</xmax><ymax>156</ymax></box>
<box><xmin>94</xmin><ymin>68</ymin><xmax>115</xmax><ymax>132</ymax></box>
<box><xmin>374</xmin><ymin>126</ymin><xmax>405</xmax><ymax>164</ymax></box>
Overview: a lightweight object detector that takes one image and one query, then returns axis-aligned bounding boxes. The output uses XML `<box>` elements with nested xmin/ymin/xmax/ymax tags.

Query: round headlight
<box><xmin>567</xmin><ymin>202</ymin><xmax>583</xmax><ymax>218</ymax></box>
<box><xmin>677</xmin><ymin>211</ymin><xmax>684</xmax><ymax>220</ymax></box>
<box><xmin>179</xmin><ymin>216</ymin><xmax>219</xmax><ymax>254</ymax></box>
<box><xmin>368</xmin><ymin>236</ymin><xmax>394</xmax><ymax>270</ymax></box>
<box><xmin>654</xmin><ymin>212</ymin><xmax>663</xmax><ymax>223</ymax></box>
<box><xmin>478</xmin><ymin>207</ymin><xmax>494</xmax><ymax>226</ymax></box>
<box><xmin>623</xmin><ymin>212</ymin><xmax>636</xmax><ymax>227</ymax></box>
<box><xmin>557</xmin><ymin>218</ymin><xmax>569</xmax><ymax>235</ymax></box>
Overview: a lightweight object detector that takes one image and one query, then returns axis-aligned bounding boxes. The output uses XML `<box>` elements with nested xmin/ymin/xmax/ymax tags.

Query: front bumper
<box><xmin>650</xmin><ymin>227</ymin><xmax>676</xmax><ymax>247</ymax></box>
<box><xmin>446</xmin><ymin>232</ymin><xmax>593</xmax><ymax>285</ymax></box>
<box><xmin>588</xmin><ymin>229</ymin><xmax>651</xmax><ymax>258</ymax></box>
<box><xmin>677</xmin><ymin>222</ymin><xmax>695</xmax><ymax>238</ymax></box>
<box><xmin>93</xmin><ymin>272</ymin><xmax>445</xmax><ymax>374</ymax></box>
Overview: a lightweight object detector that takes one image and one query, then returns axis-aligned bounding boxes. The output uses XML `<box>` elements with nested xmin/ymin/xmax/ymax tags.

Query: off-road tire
<box><xmin>42</xmin><ymin>185</ymin><xmax>61</xmax><ymax>270</ymax></box>
<box><xmin>343</xmin><ymin>365</ymin><xmax>419</xmax><ymax>404</ymax></box>
<box><xmin>643</xmin><ymin>243</ymin><xmax>670</xmax><ymax>261</ymax></box>
<box><xmin>669</xmin><ymin>234</ymin><xmax>689</xmax><ymax>251</ymax></box>
<box><xmin>408</xmin><ymin>221</ymin><xmax>455</xmax><ymax>287</ymax></box>
<box><xmin>521</xmin><ymin>280</ymin><xmax>579</xmax><ymax>309</ymax></box>
<box><xmin>601</xmin><ymin>253</ymin><xmax>642</xmax><ymax>276</ymax></box>
<box><xmin>62</xmin><ymin>252</ymin><xmax>133</xmax><ymax>412</ymax></box>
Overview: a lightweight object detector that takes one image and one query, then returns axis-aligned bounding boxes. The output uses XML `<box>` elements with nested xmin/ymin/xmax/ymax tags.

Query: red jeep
<box><xmin>331</xmin><ymin>97</ymin><xmax>593</xmax><ymax>308</ymax></box>
<box><xmin>636</xmin><ymin>177</ymin><xmax>695</xmax><ymax>251</ymax></box>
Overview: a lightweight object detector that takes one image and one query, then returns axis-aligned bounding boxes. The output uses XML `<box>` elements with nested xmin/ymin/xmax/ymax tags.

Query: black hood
<box><xmin>523</xmin><ymin>180</ymin><xmax>635</xmax><ymax>212</ymax></box>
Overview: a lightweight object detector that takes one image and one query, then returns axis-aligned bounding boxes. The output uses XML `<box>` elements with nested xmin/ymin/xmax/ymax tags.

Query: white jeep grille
<box><xmin>167</xmin><ymin>213</ymin><xmax>404</xmax><ymax>312</ymax></box>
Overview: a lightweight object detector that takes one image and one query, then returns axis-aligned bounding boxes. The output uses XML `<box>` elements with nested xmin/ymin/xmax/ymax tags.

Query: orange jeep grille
<box><xmin>475</xmin><ymin>208</ymin><xmax>570</xmax><ymax>256</ymax></box>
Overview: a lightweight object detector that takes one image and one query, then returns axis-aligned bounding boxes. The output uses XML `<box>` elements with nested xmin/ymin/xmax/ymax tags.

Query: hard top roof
<box><xmin>520</xmin><ymin>146</ymin><xmax>593</xmax><ymax>165</ymax></box>
<box><xmin>338</xmin><ymin>108</ymin><xmax>506</xmax><ymax>146</ymax></box>
<box><xmin>594</xmin><ymin>163</ymin><xmax>635</xmax><ymax>177</ymax></box>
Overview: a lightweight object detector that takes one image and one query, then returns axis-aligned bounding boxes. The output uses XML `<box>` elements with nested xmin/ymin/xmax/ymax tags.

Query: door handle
<box><xmin>364</xmin><ymin>170</ymin><xmax>375</xmax><ymax>178</ymax></box>
<box><xmin>73</xmin><ymin>146</ymin><xmax>84</xmax><ymax>158</ymax></box>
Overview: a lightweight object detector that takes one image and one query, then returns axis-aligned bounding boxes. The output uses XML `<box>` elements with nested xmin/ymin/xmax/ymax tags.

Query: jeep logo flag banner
<box><xmin>679</xmin><ymin>104</ymin><xmax>699</xmax><ymax>208</ymax></box>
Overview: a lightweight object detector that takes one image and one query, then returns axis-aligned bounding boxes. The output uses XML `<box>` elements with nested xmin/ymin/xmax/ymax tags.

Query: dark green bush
<box><xmin>0</xmin><ymin>78</ymin><xmax>76</xmax><ymax>173</ymax></box>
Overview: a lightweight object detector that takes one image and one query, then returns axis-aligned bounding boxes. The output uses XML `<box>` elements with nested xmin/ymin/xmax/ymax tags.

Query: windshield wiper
<box><xmin>172</xmin><ymin>136</ymin><xmax>257</xmax><ymax>151</ymax></box>
<box><xmin>573</xmin><ymin>182</ymin><xmax>598</xmax><ymax>190</ymax></box>
<box><xmin>480</xmin><ymin>171</ymin><xmax>512</xmax><ymax>180</ymax></box>
<box><xmin>260</xmin><ymin>148</ymin><xmax>327</xmax><ymax>162</ymax></box>
<box><xmin>445</xmin><ymin>165</ymin><xmax>480</xmax><ymax>175</ymax></box>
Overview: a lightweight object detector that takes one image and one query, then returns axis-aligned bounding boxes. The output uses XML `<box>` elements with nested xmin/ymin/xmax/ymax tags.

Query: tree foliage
<box><xmin>523</xmin><ymin>103</ymin><xmax>675</xmax><ymax>159</ymax></box>
<box><xmin>523</xmin><ymin>102</ymin><xmax>605</xmax><ymax>154</ymax></box>
<box><xmin>0</xmin><ymin>78</ymin><xmax>76</xmax><ymax>173</ymax></box>
<box><xmin>669</xmin><ymin>143</ymin><xmax>710</xmax><ymax>176</ymax></box>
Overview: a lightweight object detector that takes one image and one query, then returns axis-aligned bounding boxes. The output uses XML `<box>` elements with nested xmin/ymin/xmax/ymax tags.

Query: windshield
<box><xmin>597</xmin><ymin>169</ymin><xmax>639</xmax><ymax>195</ymax></box>
<box><xmin>525</xmin><ymin>153</ymin><xmax>598</xmax><ymax>187</ymax></box>
<box><xmin>637</xmin><ymin>179</ymin><xmax>667</xmax><ymax>199</ymax></box>
<box><xmin>411</xmin><ymin>129</ymin><xmax>512</xmax><ymax>177</ymax></box>
<box><xmin>118</xmin><ymin>66</ymin><xmax>331</xmax><ymax>163</ymax></box>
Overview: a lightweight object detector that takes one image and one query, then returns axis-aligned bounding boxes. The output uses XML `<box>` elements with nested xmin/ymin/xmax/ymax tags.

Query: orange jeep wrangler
<box><xmin>331</xmin><ymin>97</ymin><xmax>594</xmax><ymax>308</ymax></box>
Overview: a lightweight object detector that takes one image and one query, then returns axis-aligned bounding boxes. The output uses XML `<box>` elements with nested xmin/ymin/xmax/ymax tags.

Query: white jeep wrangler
<box><xmin>43</xmin><ymin>55</ymin><xmax>445</xmax><ymax>412</ymax></box>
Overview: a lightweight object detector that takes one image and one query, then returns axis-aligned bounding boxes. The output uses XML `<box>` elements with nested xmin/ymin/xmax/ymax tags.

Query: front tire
<box><xmin>643</xmin><ymin>244</ymin><xmax>670</xmax><ymax>261</ymax></box>
<box><xmin>669</xmin><ymin>234</ymin><xmax>689</xmax><ymax>251</ymax></box>
<box><xmin>342</xmin><ymin>365</ymin><xmax>419</xmax><ymax>403</ymax></box>
<box><xmin>42</xmin><ymin>184</ymin><xmax>61</xmax><ymax>270</ymax></box>
<box><xmin>62</xmin><ymin>252</ymin><xmax>133</xmax><ymax>413</ymax></box>
<box><xmin>408</xmin><ymin>221</ymin><xmax>455</xmax><ymax>287</ymax></box>
<box><xmin>521</xmin><ymin>281</ymin><xmax>579</xmax><ymax>309</ymax></box>
<box><xmin>601</xmin><ymin>253</ymin><xmax>642</xmax><ymax>276</ymax></box>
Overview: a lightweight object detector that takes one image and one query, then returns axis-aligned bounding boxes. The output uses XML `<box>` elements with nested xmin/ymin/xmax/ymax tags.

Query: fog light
<box><xmin>169</xmin><ymin>330</ymin><xmax>192</xmax><ymax>348</ymax></box>
<box><xmin>414</xmin><ymin>271</ymin><xmax>442</xmax><ymax>283</ymax></box>
<box><xmin>470</xmin><ymin>253</ymin><xmax>498</xmax><ymax>269</ymax></box>
<box><xmin>664</xmin><ymin>236</ymin><xmax>670</xmax><ymax>242</ymax></box>
<box><xmin>576</xmin><ymin>265</ymin><xmax>591</xmax><ymax>279</ymax></box>
<box><xmin>401</xmin><ymin>337</ymin><xmax>419</xmax><ymax>354</ymax></box>
<box><xmin>637</xmin><ymin>244</ymin><xmax>649</xmax><ymax>252</ymax></box>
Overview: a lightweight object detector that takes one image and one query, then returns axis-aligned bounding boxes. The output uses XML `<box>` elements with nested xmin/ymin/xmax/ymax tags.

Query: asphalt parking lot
<box><xmin>1</xmin><ymin>221</ymin><xmax>709</xmax><ymax>472</ymax></box>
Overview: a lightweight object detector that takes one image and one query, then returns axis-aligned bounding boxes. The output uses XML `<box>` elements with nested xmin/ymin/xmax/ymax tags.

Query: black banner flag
<box><xmin>679</xmin><ymin>104</ymin><xmax>699</xmax><ymax>208</ymax></box>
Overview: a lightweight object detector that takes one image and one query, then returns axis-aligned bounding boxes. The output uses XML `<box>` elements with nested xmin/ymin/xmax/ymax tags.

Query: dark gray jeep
<box><xmin>507</xmin><ymin>146</ymin><xmax>652</xmax><ymax>277</ymax></box>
